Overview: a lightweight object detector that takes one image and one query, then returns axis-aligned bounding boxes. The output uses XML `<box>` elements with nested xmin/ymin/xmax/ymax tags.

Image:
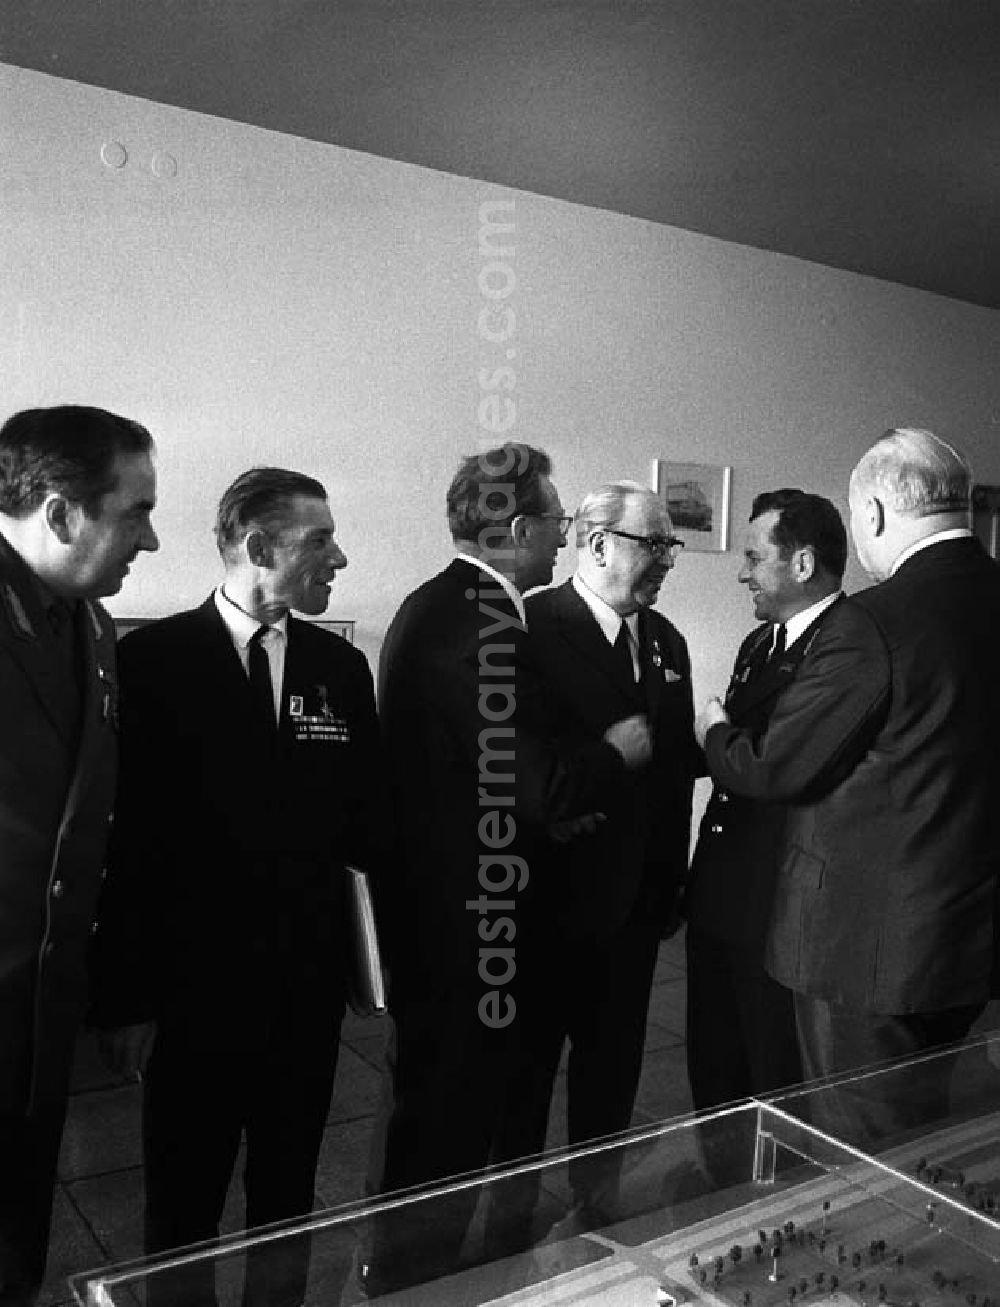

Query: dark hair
<box><xmin>0</xmin><ymin>405</ymin><xmax>154</xmax><ymax>518</ymax></box>
<box><xmin>214</xmin><ymin>466</ymin><xmax>328</xmax><ymax>558</ymax></box>
<box><xmin>446</xmin><ymin>443</ymin><xmax>551</xmax><ymax>543</ymax></box>
<box><xmin>750</xmin><ymin>487</ymin><xmax>848</xmax><ymax>580</ymax></box>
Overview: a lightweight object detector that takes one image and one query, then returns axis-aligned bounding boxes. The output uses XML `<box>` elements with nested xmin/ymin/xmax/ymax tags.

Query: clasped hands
<box><xmin>547</xmin><ymin>712</ymin><xmax>652</xmax><ymax>844</ymax></box>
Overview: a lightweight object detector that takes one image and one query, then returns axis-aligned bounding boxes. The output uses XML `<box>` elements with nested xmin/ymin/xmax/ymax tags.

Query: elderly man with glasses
<box><xmin>488</xmin><ymin>479</ymin><xmax>698</xmax><ymax>1247</ymax></box>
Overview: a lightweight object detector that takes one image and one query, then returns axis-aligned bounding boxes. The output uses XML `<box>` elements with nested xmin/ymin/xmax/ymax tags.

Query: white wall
<box><xmin>4</xmin><ymin>62</ymin><xmax>1000</xmax><ymax>726</ymax></box>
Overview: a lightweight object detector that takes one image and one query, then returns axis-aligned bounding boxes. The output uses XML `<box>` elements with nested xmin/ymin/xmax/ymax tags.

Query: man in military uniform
<box><xmin>0</xmin><ymin>405</ymin><xmax>158</xmax><ymax>1306</ymax></box>
<box><xmin>685</xmin><ymin>488</ymin><xmax>846</xmax><ymax>1169</ymax></box>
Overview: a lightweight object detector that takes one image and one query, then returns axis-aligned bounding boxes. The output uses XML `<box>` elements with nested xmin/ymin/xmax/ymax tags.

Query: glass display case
<box><xmin>70</xmin><ymin>1031</ymin><xmax>1000</xmax><ymax>1306</ymax></box>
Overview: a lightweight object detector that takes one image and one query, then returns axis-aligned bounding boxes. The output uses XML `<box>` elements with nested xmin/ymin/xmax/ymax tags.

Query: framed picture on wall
<box><xmin>971</xmin><ymin>485</ymin><xmax>1000</xmax><ymax>560</ymax></box>
<box><xmin>652</xmin><ymin>459</ymin><xmax>731</xmax><ymax>553</ymax></box>
<box><xmin>113</xmin><ymin>617</ymin><xmax>356</xmax><ymax>642</ymax></box>
<box><xmin>313</xmin><ymin>619</ymin><xmax>355</xmax><ymax>643</ymax></box>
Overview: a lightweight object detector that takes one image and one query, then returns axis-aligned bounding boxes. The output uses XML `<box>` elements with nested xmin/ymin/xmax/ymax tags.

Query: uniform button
<box><xmin>710</xmin><ymin>824</ymin><xmax>723</xmax><ymax>834</ymax></box>
<box><xmin>52</xmin><ymin>881</ymin><xmax>65</xmax><ymax>899</ymax></box>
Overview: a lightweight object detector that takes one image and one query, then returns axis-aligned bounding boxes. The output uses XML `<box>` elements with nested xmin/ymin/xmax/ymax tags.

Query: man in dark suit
<box><xmin>0</xmin><ymin>405</ymin><xmax>158</xmax><ymax>1307</ymax></box>
<box><xmin>491</xmin><ymin>480</ymin><xmax>698</xmax><ymax>1231</ymax></box>
<box><xmin>685</xmin><ymin>489</ymin><xmax>845</xmax><ymax>1180</ymax></box>
<box><xmin>90</xmin><ymin>467</ymin><xmax>381</xmax><ymax>1307</ymax></box>
<box><xmin>697</xmin><ymin>428</ymin><xmax>1000</xmax><ymax>1146</ymax></box>
<box><xmin>366</xmin><ymin>446</ymin><xmax>650</xmax><ymax>1291</ymax></box>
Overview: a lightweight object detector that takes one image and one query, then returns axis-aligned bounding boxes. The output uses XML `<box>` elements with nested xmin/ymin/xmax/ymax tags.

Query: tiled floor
<box><xmin>45</xmin><ymin>934</ymin><xmax>692</xmax><ymax>1305</ymax></box>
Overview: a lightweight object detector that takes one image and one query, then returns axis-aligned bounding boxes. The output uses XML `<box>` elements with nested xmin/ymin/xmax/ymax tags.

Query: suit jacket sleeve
<box><xmin>382</xmin><ymin>602</ymin><xmax>625</xmax><ymax>831</ymax></box>
<box><xmin>703</xmin><ymin>599</ymin><xmax>890</xmax><ymax>803</ymax></box>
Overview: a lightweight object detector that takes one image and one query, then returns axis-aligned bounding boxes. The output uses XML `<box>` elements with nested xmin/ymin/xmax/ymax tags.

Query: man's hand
<box><xmin>695</xmin><ymin>696</ymin><xmax>730</xmax><ymax>748</ymax></box>
<box><xmin>548</xmin><ymin>812</ymin><xmax>607</xmax><ymax>844</ymax></box>
<box><xmin>603</xmin><ymin>714</ymin><xmax>653</xmax><ymax>769</ymax></box>
<box><xmin>97</xmin><ymin>1022</ymin><xmax>156</xmax><ymax>1083</ymax></box>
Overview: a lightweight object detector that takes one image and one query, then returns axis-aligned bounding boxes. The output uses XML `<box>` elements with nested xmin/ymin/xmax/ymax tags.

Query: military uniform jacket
<box><xmin>522</xmin><ymin>581</ymin><xmax>698</xmax><ymax>941</ymax></box>
<box><xmin>704</xmin><ymin>539</ymin><xmax>1000</xmax><ymax>1014</ymax></box>
<box><xmin>89</xmin><ymin>595</ymin><xmax>382</xmax><ymax>1026</ymax></box>
<box><xmin>686</xmin><ymin>600</ymin><xmax>841</xmax><ymax>951</ymax></box>
<box><xmin>0</xmin><ymin>536</ymin><xmax>118</xmax><ymax>1113</ymax></box>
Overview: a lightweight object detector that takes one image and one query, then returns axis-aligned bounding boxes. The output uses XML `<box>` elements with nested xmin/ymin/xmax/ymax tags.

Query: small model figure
<box><xmin>769</xmin><ymin>1245</ymin><xmax>782</xmax><ymax>1283</ymax></box>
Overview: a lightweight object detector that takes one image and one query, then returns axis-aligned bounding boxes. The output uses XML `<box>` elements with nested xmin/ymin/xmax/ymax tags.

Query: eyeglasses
<box><xmin>602</xmin><ymin>528</ymin><xmax>685</xmax><ymax>561</ymax></box>
<box><xmin>530</xmin><ymin>513</ymin><xmax>574</xmax><ymax>541</ymax></box>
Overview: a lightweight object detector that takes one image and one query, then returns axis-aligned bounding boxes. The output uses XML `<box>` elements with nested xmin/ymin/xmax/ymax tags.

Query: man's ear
<box><xmin>791</xmin><ymin>546</ymin><xmax>816</xmax><ymax>584</ymax></box>
<box><xmin>589</xmin><ymin>527</ymin><xmax>609</xmax><ymax>567</ymax></box>
<box><xmin>509</xmin><ymin>515</ymin><xmax>530</xmax><ymax>549</ymax></box>
<box><xmin>868</xmin><ymin>495</ymin><xmax>886</xmax><ymax>537</ymax></box>
<box><xmin>44</xmin><ymin>494</ymin><xmax>77</xmax><ymax>544</ymax></box>
<box><xmin>244</xmin><ymin>528</ymin><xmax>272</xmax><ymax>567</ymax></box>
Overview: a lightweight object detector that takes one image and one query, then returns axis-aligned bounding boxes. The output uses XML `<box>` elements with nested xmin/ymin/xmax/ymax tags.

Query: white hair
<box><xmin>573</xmin><ymin>480</ymin><xmax>659</xmax><ymax>546</ymax></box>
<box><xmin>851</xmin><ymin>427</ymin><xmax>971</xmax><ymax>517</ymax></box>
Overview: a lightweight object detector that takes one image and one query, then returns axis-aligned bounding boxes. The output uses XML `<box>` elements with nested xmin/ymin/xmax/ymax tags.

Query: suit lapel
<box><xmin>727</xmin><ymin>596</ymin><xmax>843</xmax><ymax>719</ymax></box>
<box><xmin>553</xmin><ymin>583</ymin><xmax>645</xmax><ymax>707</ymax></box>
<box><xmin>62</xmin><ymin>601</ymin><xmax>116</xmax><ymax>821</ymax></box>
<box><xmin>191</xmin><ymin>596</ymin><xmax>278</xmax><ymax>747</ymax></box>
<box><xmin>636</xmin><ymin>610</ymin><xmax>662</xmax><ymax>718</ymax></box>
<box><xmin>280</xmin><ymin>615</ymin><xmax>321</xmax><ymax>734</ymax></box>
<box><xmin>0</xmin><ymin>572</ymin><xmax>79</xmax><ymax>746</ymax></box>
<box><xmin>726</xmin><ymin>628</ymin><xmax>783</xmax><ymax>717</ymax></box>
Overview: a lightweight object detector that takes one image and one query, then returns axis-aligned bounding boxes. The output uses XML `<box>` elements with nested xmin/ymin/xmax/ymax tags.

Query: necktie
<box><xmin>613</xmin><ymin>622</ymin><xmax>636</xmax><ymax>683</ymax></box>
<box><xmin>248</xmin><ymin>626</ymin><xmax>276</xmax><ymax>728</ymax></box>
<box><xmin>769</xmin><ymin>624</ymin><xmax>787</xmax><ymax>661</ymax></box>
<box><xmin>46</xmin><ymin>600</ymin><xmax>66</xmax><ymax>639</ymax></box>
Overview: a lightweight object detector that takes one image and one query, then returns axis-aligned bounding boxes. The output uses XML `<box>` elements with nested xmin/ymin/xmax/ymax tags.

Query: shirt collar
<box><xmin>455</xmin><ymin>551</ymin><xmax>525</xmax><ymax>625</ymax></box>
<box><xmin>572</xmin><ymin>573</ymin><xmax>638</xmax><ymax>646</ymax></box>
<box><xmin>214</xmin><ymin>586</ymin><xmax>289</xmax><ymax>648</ymax></box>
<box><xmin>783</xmin><ymin>590</ymin><xmax>841</xmax><ymax>649</ymax></box>
<box><xmin>890</xmin><ymin>527</ymin><xmax>973</xmax><ymax>576</ymax></box>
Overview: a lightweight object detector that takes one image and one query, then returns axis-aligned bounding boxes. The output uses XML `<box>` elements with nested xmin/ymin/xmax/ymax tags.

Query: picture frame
<box><xmin>971</xmin><ymin>485</ymin><xmax>1000</xmax><ymax>560</ymax></box>
<box><xmin>652</xmin><ymin>459</ymin><xmax>732</xmax><ymax>553</ymax></box>
<box><xmin>114</xmin><ymin>617</ymin><xmax>356</xmax><ymax>642</ymax></box>
<box><xmin>313</xmin><ymin>619</ymin><xmax>355</xmax><ymax>643</ymax></box>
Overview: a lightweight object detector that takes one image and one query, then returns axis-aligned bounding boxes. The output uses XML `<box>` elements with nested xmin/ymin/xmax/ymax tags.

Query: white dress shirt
<box><xmin>781</xmin><ymin>590</ymin><xmax>842</xmax><ymax>651</ymax></box>
<box><xmin>455</xmin><ymin>551</ymin><xmax>526</xmax><ymax>625</ymax></box>
<box><xmin>890</xmin><ymin>527</ymin><xmax>973</xmax><ymax>576</ymax></box>
<box><xmin>572</xmin><ymin>573</ymin><xmax>640</xmax><ymax>680</ymax></box>
<box><xmin>215</xmin><ymin>586</ymin><xmax>288</xmax><ymax>721</ymax></box>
